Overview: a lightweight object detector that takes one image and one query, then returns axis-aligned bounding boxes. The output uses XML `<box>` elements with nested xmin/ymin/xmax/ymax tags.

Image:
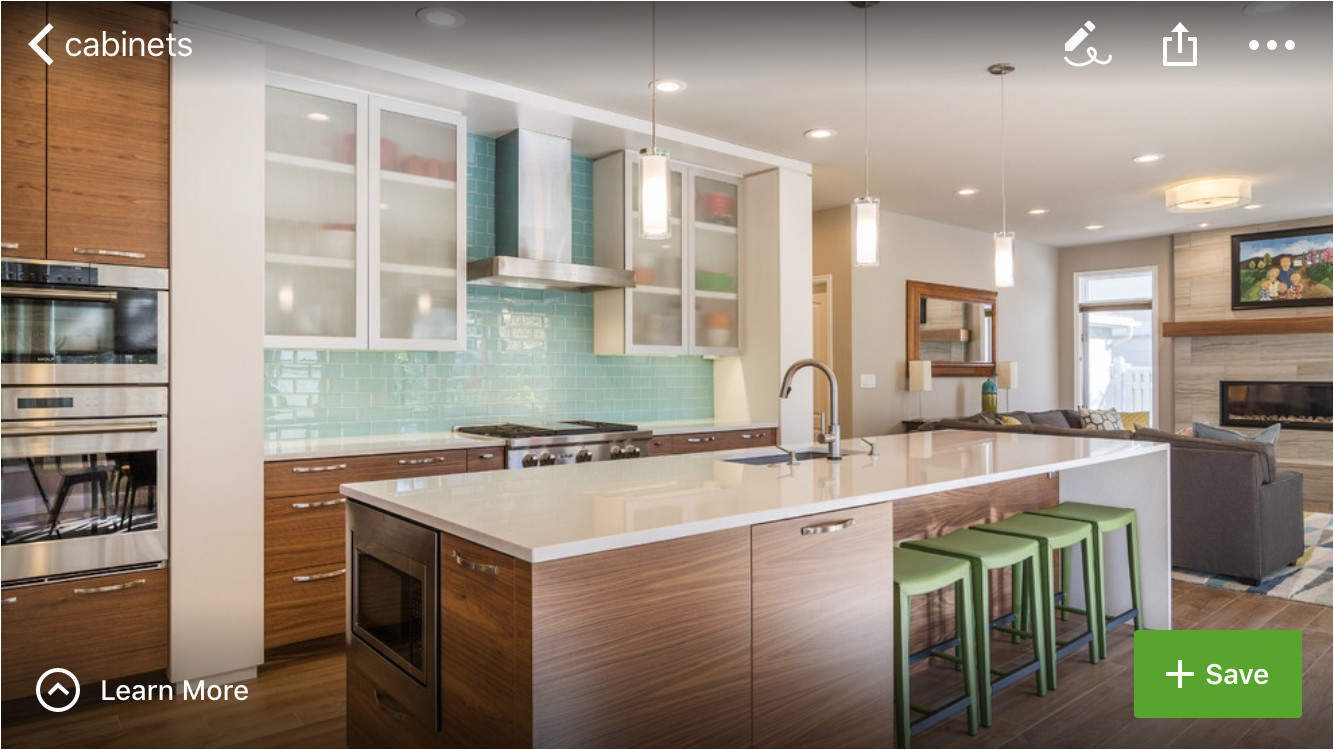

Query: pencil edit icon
<box><xmin>1064</xmin><ymin>20</ymin><xmax>1112</xmax><ymax>67</ymax></box>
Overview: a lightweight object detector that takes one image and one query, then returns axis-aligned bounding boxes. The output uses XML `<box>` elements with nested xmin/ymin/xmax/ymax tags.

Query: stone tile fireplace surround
<box><xmin>1172</xmin><ymin>218</ymin><xmax>1333</xmax><ymax>511</ymax></box>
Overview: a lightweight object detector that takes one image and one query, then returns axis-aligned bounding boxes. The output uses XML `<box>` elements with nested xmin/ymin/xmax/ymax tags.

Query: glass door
<box><xmin>369</xmin><ymin>99</ymin><xmax>466</xmax><ymax>351</ymax></box>
<box><xmin>264</xmin><ymin>78</ymin><xmax>367</xmax><ymax>348</ymax></box>
<box><xmin>628</xmin><ymin>159</ymin><xmax>686</xmax><ymax>352</ymax></box>
<box><xmin>690</xmin><ymin>169</ymin><xmax>740</xmax><ymax>353</ymax></box>
<box><xmin>1076</xmin><ymin>269</ymin><xmax>1156</xmax><ymax>423</ymax></box>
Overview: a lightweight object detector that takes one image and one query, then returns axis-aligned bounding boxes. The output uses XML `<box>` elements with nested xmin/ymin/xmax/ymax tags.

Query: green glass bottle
<box><xmin>982</xmin><ymin>377</ymin><xmax>999</xmax><ymax>413</ymax></box>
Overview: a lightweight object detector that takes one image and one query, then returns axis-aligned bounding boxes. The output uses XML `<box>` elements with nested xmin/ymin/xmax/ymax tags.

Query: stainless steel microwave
<box><xmin>1</xmin><ymin>260</ymin><xmax>168</xmax><ymax>386</ymax></box>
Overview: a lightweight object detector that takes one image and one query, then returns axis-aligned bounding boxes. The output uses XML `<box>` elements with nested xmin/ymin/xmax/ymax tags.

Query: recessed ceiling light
<box><xmin>1028</xmin><ymin>208</ymin><xmax>1048</xmax><ymax>215</ymax></box>
<box><xmin>1085</xmin><ymin>224</ymin><xmax>1105</xmax><ymax>230</ymax></box>
<box><xmin>1243</xmin><ymin>2</ymin><xmax>1294</xmax><ymax>17</ymax></box>
<box><xmin>652</xmin><ymin>79</ymin><xmax>687</xmax><ymax>93</ymax></box>
<box><xmin>1198</xmin><ymin>222</ymin><xmax>1211</xmax><ymax>228</ymax></box>
<box><xmin>415</xmin><ymin>6</ymin><xmax>465</xmax><ymax>28</ymax></box>
<box><xmin>1131</xmin><ymin>153</ymin><xmax>1165</xmax><ymax>164</ymax></box>
<box><xmin>956</xmin><ymin>188</ymin><xmax>980</xmax><ymax>196</ymax></box>
<box><xmin>1243</xmin><ymin>203</ymin><xmax>1264</xmax><ymax>210</ymax></box>
<box><xmin>306</xmin><ymin>112</ymin><xmax>330</xmax><ymax>122</ymax></box>
<box><xmin>804</xmin><ymin>128</ymin><xmax>836</xmax><ymax>139</ymax></box>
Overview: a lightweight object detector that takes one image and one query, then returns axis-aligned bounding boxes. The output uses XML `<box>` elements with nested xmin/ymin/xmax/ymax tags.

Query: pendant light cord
<box><xmin>863</xmin><ymin>4</ymin><xmax>870</xmax><ymax>198</ymax></box>
<box><xmin>999</xmin><ymin>68</ymin><xmax>1007</xmax><ymax>235</ymax></box>
<box><xmin>651</xmin><ymin>2</ymin><xmax>657</xmax><ymax>151</ymax></box>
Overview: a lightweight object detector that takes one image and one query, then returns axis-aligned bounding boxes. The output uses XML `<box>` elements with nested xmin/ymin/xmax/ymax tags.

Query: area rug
<box><xmin>1172</xmin><ymin>512</ymin><xmax>1332</xmax><ymax>607</ymax></box>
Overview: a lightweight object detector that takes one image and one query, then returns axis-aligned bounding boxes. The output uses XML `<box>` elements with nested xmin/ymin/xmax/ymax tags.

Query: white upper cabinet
<box><xmin>592</xmin><ymin>151</ymin><xmax>742</xmax><ymax>356</ymax></box>
<box><xmin>264</xmin><ymin>75</ymin><xmax>466</xmax><ymax>351</ymax></box>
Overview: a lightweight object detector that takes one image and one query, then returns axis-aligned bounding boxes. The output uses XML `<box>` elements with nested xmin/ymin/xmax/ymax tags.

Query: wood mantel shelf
<box><xmin>1162</xmin><ymin>315</ymin><xmax>1333</xmax><ymax>338</ymax></box>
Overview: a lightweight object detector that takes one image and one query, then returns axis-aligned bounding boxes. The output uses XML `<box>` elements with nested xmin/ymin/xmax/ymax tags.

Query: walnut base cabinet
<box><xmin>1</xmin><ymin>567</ymin><xmax>169</xmax><ymax>701</ymax></box>
<box><xmin>650</xmin><ymin>428</ymin><xmax>776</xmax><ymax>456</ymax></box>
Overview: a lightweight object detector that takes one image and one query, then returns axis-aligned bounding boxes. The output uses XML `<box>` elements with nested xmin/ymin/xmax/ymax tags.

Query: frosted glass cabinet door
<box><xmin>691</xmin><ymin>171</ymin><xmax>740</xmax><ymax>354</ymax></box>
<box><xmin>629</xmin><ymin>162</ymin><xmax>686</xmax><ymax>352</ymax></box>
<box><xmin>370</xmin><ymin>100</ymin><xmax>466</xmax><ymax>351</ymax></box>
<box><xmin>264</xmin><ymin>80</ymin><xmax>367</xmax><ymax>347</ymax></box>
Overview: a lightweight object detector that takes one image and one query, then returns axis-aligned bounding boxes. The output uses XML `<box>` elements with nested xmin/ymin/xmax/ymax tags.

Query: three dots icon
<box><xmin>1249</xmin><ymin>39</ymin><xmax>1295</xmax><ymax>51</ymax></box>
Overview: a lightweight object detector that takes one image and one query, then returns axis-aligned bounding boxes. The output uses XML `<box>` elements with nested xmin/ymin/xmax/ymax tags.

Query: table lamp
<box><xmin>996</xmin><ymin>361</ymin><xmax>1017</xmax><ymax>412</ymax></box>
<box><xmin>908</xmin><ymin>360</ymin><xmax>932</xmax><ymax>419</ymax></box>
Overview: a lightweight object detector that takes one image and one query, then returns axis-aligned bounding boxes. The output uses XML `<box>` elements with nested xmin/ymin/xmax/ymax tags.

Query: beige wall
<box><xmin>1057</xmin><ymin>236</ymin><xmax>1175</xmax><ymax>426</ymax></box>
<box><xmin>813</xmin><ymin>208</ymin><xmax>1060</xmax><ymax>437</ymax></box>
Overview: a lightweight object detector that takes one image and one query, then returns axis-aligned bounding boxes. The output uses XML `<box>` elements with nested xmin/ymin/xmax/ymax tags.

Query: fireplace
<box><xmin>1220</xmin><ymin>381</ymin><xmax>1333</xmax><ymax>431</ymax></box>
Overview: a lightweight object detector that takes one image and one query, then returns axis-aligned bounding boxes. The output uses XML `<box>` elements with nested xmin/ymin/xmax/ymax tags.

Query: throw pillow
<box><xmin>1028</xmin><ymin>410</ymin><xmax>1072</xmax><ymax>428</ymax></box>
<box><xmin>1192</xmin><ymin>421</ymin><xmax>1282</xmax><ymax>445</ymax></box>
<box><xmin>1120</xmin><ymin>411</ymin><xmax>1151</xmax><ymax>430</ymax></box>
<box><xmin>999</xmin><ymin>416</ymin><xmax>1022</xmax><ymax>426</ymax></box>
<box><xmin>1079</xmin><ymin>407</ymin><xmax>1123</xmax><ymax>431</ymax></box>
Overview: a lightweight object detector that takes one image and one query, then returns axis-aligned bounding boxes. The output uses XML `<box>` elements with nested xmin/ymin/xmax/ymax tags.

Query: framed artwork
<box><xmin>1231</xmin><ymin>225</ymin><xmax>1333</xmax><ymax>310</ymax></box>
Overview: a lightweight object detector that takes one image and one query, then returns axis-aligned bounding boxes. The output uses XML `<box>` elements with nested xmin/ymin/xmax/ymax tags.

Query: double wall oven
<box><xmin>1</xmin><ymin>260</ymin><xmax>169</xmax><ymax>582</ymax></box>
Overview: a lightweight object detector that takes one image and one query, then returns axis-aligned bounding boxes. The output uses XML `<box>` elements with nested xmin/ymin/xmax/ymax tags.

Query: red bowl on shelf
<box><xmin>705</xmin><ymin>192</ymin><xmax>734</xmax><ymax>216</ymax></box>
<box><xmin>704</xmin><ymin>312</ymin><xmax>732</xmax><ymax>330</ymax></box>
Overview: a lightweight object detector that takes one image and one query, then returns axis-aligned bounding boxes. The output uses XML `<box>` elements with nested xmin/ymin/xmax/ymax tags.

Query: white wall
<box><xmin>169</xmin><ymin>27</ymin><xmax>266</xmax><ymax>684</ymax></box>
<box><xmin>814</xmin><ymin>208</ymin><xmax>1060</xmax><ymax>436</ymax></box>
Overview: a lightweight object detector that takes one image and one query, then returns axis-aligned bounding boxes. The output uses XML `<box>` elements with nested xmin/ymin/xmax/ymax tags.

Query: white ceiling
<box><xmin>201</xmin><ymin>1</ymin><xmax>1333</xmax><ymax>248</ymax></box>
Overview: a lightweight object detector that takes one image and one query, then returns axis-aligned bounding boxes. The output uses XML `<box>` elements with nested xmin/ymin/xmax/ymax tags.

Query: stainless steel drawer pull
<box><xmin>397</xmin><ymin>456</ymin><xmax>445</xmax><ymax>466</ymax></box>
<box><xmin>292</xmin><ymin>568</ymin><xmax>345</xmax><ymax>583</ymax></box>
<box><xmin>2</xmin><ymin>421</ymin><xmax>157</xmax><ymax>438</ymax></box>
<box><xmin>476</xmin><ymin>453</ymin><xmax>496</xmax><ymax>460</ymax></box>
<box><xmin>291</xmin><ymin>463</ymin><xmax>347</xmax><ymax>474</ymax></box>
<box><xmin>686</xmin><ymin>436</ymin><xmax>717</xmax><ymax>444</ymax></box>
<box><xmin>800</xmin><ymin>519</ymin><xmax>856</xmax><ymax>536</ymax></box>
<box><xmin>740</xmin><ymin>432</ymin><xmax>767</xmax><ymax>440</ymax></box>
<box><xmin>1</xmin><ymin>596</ymin><xmax>16</xmax><ymax>605</ymax></box>
<box><xmin>1</xmin><ymin>242</ymin><xmax>18</xmax><ymax>250</ymax></box>
<box><xmin>290</xmin><ymin>497</ymin><xmax>346</xmax><ymax>510</ymax></box>
<box><xmin>373</xmin><ymin>690</ymin><xmax>407</xmax><ymax>722</ymax></box>
<box><xmin>73</xmin><ymin>247</ymin><xmax>147</xmax><ymax>259</ymax></box>
<box><xmin>453</xmin><ymin>551</ymin><xmax>499</xmax><ymax>576</ymax></box>
<box><xmin>1</xmin><ymin>286</ymin><xmax>118</xmax><ymax>303</ymax></box>
<box><xmin>73</xmin><ymin>578</ymin><xmax>146</xmax><ymax>595</ymax></box>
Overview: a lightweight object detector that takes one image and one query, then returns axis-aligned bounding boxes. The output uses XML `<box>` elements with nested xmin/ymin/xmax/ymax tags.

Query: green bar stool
<box><xmin>903</xmin><ymin>530</ymin><xmax>1049</xmax><ymax>728</ymax></box>
<box><xmin>974</xmin><ymin>513</ymin><xmax>1102</xmax><ymax>689</ymax></box>
<box><xmin>893</xmin><ymin>547</ymin><xmax>980</xmax><ymax>748</ymax></box>
<box><xmin>1029</xmin><ymin>501</ymin><xmax>1143</xmax><ymax>660</ymax></box>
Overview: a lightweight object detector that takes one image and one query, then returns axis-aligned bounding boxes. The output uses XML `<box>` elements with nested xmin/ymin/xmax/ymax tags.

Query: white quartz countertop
<box><xmin>637</xmin><ymin>419</ymin><xmax>779</xmax><ymax>435</ymax></box>
<box><xmin>341</xmin><ymin>430</ymin><xmax>1167</xmax><ymax>563</ymax></box>
<box><xmin>264</xmin><ymin>431</ymin><xmax>505</xmax><ymax>462</ymax></box>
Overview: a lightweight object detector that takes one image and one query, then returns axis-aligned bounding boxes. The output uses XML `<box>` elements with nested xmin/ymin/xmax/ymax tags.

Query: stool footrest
<box><xmin>910</xmin><ymin>695</ymin><xmax>975</xmax><ymax>736</ymax></box>
<box><xmin>909</xmin><ymin>637</ymin><xmax>960</xmax><ymax>665</ymax></box>
<box><xmin>990</xmin><ymin>659</ymin><xmax>1042</xmax><ymax>692</ymax></box>
<box><xmin>993</xmin><ymin>624</ymin><xmax>1035</xmax><ymax>640</ymax></box>
<box><xmin>1106</xmin><ymin>607</ymin><xmax>1140</xmax><ymax>632</ymax></box>
<box><xmin>1055</xmin><ymin>630</ymin><xmax>1096</xmax><ymax>659</ymax></box>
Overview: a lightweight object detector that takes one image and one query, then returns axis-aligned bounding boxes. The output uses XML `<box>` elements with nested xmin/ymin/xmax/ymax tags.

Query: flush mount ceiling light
<box><xmin>989</xmin><ymin>62</ymin><xmax>1016</xmax><ymax>288</ymax></box>
<box><xmin>804</xmin><ymin>128</ymin><xmax>837</xmax><ymax>139</ymax></box>
<box><xmin>956</xmin><ymin>187</ymin><xmax>980</xmax><ymax>196</ymax></box>
<box><xmin>639</xmin><ymin>3</ymin><xmax>672</xmax><ymax>240</ymax></box>
<box><xmin>1244</xmin><ymin>203</ymin><xmax>1264</xmax><ymax>210</ymax></box>
<box><xmin>1028</xmin><ymin>208</ymin><xmax>1047</xmax><ymax>215</ymax></box>
<box><xmin>416</xmin><ymin>6</ymin><xmax>465</xmax><ymax>28</ymax></box>
<box><xmin>1132</xmin><ymin>153</ymin><xmax>1165</xmax><ymax>163</ymax></box>
<box><xmin>652</xmin><ymin>79</ymin><xmax>687</xmax><ymax>93</ymax></box>
<box><xmin>1086</xmin><ymin>224</ymin><xmax>1105</xmax><ymax>230</ymax></box>
<box><xmin>306</xmin><ymin>112</ymin><xmax>330</xmax><ymax>122</ymax></box>
<box><xmin>851</xmin><ymin>1</ymin><xmax>881</xmax><ymax>268</ymax></box>
<box><xmin>1165</xmin><ymin>177</ymin><xmax>1252</xmax><ymax>212</ymax></box>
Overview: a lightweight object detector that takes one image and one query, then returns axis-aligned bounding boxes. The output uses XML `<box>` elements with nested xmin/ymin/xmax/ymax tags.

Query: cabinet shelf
<box><xmin>379</xmin><ymin>262</ymin><xmax>458</xmax><ymax>278</ymax></box>
<box><xmin>266</xmin><ymin>253</ymin><xmax>356</xmax><ymax>270</ymax></box>
<box><xmin>696</xmin><ymin>221</ymin><xmax>737</xmax><ymax>235</ymax></box>
<box><xmin>634</xmin><ymin>284</ymin><xmax>684</xmax><ymax>297</ymax></box>
<box><xmin>265</xmin><ymin>151</ymin><xmax>356</xmax><ymax>175</ymax></box>
<box><xmin>381</xmin><ymin>170</ymin><xmax>457</xmax><ymax>190</ymax></box>
<box><xmin>694</xmin><ymin>290</ymin><xmax>738</xmax><ymax>301</ymax></box>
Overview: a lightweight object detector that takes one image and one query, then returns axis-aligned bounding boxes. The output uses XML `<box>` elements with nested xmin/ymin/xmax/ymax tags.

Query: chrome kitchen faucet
<box><xmin>780</xmin><ymin>359</ymin><xmax>841</xmax><ymax>460</ymax></box>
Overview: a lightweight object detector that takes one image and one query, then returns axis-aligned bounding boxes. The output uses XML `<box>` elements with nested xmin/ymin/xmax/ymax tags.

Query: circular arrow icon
<box><xmin>36</xmin><ymin>668</ymin><xmax>80</xmax><ymax>712</ymax></box>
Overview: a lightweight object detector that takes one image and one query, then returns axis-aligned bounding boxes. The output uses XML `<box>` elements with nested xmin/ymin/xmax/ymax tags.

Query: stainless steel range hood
<box><xmin>466</xmin><ymin>130</ymin><xmax>634</xmax><ymax>292</ymax></box>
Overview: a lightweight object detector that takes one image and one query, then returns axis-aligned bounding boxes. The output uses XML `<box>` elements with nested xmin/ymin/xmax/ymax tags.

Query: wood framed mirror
<box><xmin>906</xmin><ymin>281</ymin><xmax>997</xmax><ymax>377</ymax></box>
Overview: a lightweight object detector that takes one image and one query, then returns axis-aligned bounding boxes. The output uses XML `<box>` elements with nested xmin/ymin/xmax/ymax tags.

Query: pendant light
<box><xmin>989</xmin><ymin>62</ymin><xmax>1015</xmax><ymax>288</ymax></box>
<box><xmin>639</xmin><ymin>3</ymin><xmax>671</xmax><ymax>240</ymax></box>
<box><xmin>851</xmin><ymin>2</ymin><xmax>880</xmax><ymax>267</ymax></box>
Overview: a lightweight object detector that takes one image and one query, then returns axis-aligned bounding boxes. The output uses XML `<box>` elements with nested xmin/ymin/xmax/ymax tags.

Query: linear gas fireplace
<box><xmin>1220</xmin><ymin>381</ymin><xmax>1333</xmax><ymax>431</ymax></box>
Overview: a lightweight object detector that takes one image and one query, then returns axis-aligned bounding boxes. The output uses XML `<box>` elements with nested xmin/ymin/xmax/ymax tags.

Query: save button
<box><xmin>1134</xmin><ymin>630</ymin><xmax>1302</xmax><ymax>718</ymax></box>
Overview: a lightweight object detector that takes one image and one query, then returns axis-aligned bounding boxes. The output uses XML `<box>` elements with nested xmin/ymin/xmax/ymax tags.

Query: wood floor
<box><xmin>1</xmin><ymin>583</ymin><xmax>1329</xmax><ymax>748</ymax></box>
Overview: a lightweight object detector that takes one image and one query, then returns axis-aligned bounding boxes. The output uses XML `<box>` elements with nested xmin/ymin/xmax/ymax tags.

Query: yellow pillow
<box><xmin>1120</xmin><ymin>411</ymin><xmax>1151</xmax><ymax>430</ymax></box>
<box><xmin>999</xmin><ymin>416</ymin><xmax>1022</xmax><ymax>426</ymax></box>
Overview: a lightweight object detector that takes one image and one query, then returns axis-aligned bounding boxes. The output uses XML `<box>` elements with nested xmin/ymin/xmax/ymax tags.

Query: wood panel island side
<box><xmin>339</xmin><ymin>430</ymin><xmax>1170</xmax><ymax>748</ymax></box>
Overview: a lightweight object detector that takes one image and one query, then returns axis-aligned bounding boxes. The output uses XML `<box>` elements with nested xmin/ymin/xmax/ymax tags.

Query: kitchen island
<box><xmin>341</xmin><ymin>430</ymin><xmax>1169</xmax><ymax>748</ymax></box>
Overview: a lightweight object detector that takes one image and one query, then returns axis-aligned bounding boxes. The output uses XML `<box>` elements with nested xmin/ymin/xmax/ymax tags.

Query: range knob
<box><xmin>575</xmin><ymin>449</ymin><xmax>593</xmax><ymax>463</ymax></box>
<box><xmin>538</xmin><ymin>452</ymin><xmax>558</xmax><ymax>466</ymax></box>
<box><xmin>609</xmin><ymin>446</ymin><xmax>624</xmax><ymax>460</ymax></box>
<box><xmin>521</xmin><ymin>454</ymin><xmax>541</xmax><ymax>468</ymax></box>
<box><xmin>624</xmin><ymin>445</ymin><xmax>642</xmax><ymax>458</ymax></box>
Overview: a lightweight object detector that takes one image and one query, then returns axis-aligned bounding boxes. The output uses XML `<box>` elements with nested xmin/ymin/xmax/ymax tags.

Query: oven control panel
<box><xmin>2</xmin><ymin>261</ymin><xmax>97</xmax><ymax>286</ymax></box>
<box><xmin>509</xmin><ymin>439</ymin><xmax>651</xmax><ymax>469</ymax></box>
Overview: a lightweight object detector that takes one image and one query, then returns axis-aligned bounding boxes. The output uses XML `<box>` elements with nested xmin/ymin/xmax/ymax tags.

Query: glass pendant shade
<box><xmin>993</xmin><ymin>231</ymin><xmax>1015</xmax><ymax>288</ymax></box>
<box><xmin>639</xmin><ymin>148</ymin><xmax>672</xmax><ymax>239</ymax></box>
<box><xmin>852</xmin><ymin>197</ymin><xmax>880</xmax><ymax>267</ymax></box>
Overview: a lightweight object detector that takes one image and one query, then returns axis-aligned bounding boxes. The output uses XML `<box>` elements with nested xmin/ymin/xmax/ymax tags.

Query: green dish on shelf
<box><xmin>695</xmin><ymin>273</ymin><xmax>733</xmax><ymax>292</ymax></box>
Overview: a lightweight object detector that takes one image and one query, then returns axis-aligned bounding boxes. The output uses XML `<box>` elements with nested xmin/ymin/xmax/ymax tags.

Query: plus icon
<box><xmin>1166</xmin><ymin>659</ymin><xmax>1195</xmax><ymax>688</ymax></box>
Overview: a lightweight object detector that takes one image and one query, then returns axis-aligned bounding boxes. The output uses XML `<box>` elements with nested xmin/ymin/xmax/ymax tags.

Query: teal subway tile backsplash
<box><xmin>265</xmin><ymin>133</ymin><xmax>713</xmax><ymax>440</ymax></box>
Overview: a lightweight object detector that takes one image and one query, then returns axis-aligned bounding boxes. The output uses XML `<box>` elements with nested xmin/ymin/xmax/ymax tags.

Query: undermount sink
<box><xmin>724</xmin><ymin>449</ymin><xmax>865</xmax><ymax>466</ymax></box>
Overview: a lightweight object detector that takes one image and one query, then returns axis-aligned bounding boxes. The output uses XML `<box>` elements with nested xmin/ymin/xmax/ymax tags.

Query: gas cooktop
<box><xmin>457</xmin><ymin>420</ymin><xmax>640</xmax><ymax>439</ymax></box>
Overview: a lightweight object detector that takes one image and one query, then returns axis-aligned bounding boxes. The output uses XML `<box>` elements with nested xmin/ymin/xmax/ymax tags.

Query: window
<box><xmin>1076</xmin><ymin>269</ymin><xmax>1156</xmax><ymax>424</ymax></box>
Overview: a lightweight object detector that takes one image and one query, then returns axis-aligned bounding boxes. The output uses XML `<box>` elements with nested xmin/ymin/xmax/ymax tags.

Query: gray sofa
<box><xmin>920</xmin><ymin>411</ymin><xmax>1305</xmax><ymax>584</ymax></box>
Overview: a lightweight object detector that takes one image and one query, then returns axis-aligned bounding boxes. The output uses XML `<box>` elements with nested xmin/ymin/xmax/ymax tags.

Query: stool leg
<box><xmin>971</xmin><ymin>563</ymin><xmax>993</xmax><ymax>728</ymax></box>
<box><xmin>1059</xmin><ymin>546</ymin><xmax>1072</xmax><ymax>621</ymax></box>
<box><xmin>1011</xmin><ymin>563</ymin><xmax>1024</xmax><ymax>643</ymax></box>
<box><xmin>894</xmin><ymin>584</ymin><xmax>911</xmax><ymax>749</ymax></box>
<box><xmin>1126</xmin><ymin>520</ymin><xmax>1144</xmax><ymax>631</ymax></box>
<box><xmin>1035</xmin><ymin>544</ymin><xmax>1057</xmax><ymax>690</ymax></box>
<box><xmin>957</xmin><ymin>576</ymin><xmax>979</xmax><ymax>737</ymax></box>
<box><xmin>1079</xmin><ymin>537</ymin><xmax>1103</xmax><ymax>664</ymax></box>
<box><xmin>1090</xmin><ymin>530</ymin><xmax>1107</xmax><ymax>660</ymax></box>
<box><xmin>1025</xmin><ymin>558</ymin><xmax>1049</xmax><ymax>696</ymax></box>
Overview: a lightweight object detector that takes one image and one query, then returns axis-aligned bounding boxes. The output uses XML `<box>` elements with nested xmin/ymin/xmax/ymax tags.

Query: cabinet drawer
<box><xmin>724</xmin><ymin>429</ymin><xmax>776</xmax><ymax>450</ymax></box>
<box><xmin>466</xmin><ymin>448</ymin><xmax>504</xmax><ymax>473</ymax></box>
<box><xmin>648</xmin><ymin>436</ymin><xmax>673</xmax><ymax>456</ymax></box>
<box><xmin>348</xmin><ymin>638</ymin><xmax>438</xmax><ymax>747</ymax></box>
<box><xmin>265</xmin><ymin>563</ymin><xmax>346</xmax><ymax>650</ymax></box>
<box><xmin>671</xmin><ymin>432</ymin><xmax>726</xmax><ymax>454</ymax></box>
<box><xmin>1</xmin><ymin>567</ymin><xmax>168</xmax><ymax>701</ymax></box>
<box><xmin>265</xmin><ymin>449</ymin><xmax>468</xmax><ymax>498</ymax></box>
<box><xmin>265</xmin><ymin>493</ymin><xmax>346</xmax><ymax>575</ymax></box>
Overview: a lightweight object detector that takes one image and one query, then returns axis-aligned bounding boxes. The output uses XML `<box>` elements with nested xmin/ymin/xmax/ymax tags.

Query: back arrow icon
<box><xmin>46</xmin><ymin>683</ymin><xmax>70</xmax><ymax>697</ymax></box>
<box><xmin>30</xmin><ymin>23</ymin><xmax>53</xmax><ymax>66</ymax></box>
